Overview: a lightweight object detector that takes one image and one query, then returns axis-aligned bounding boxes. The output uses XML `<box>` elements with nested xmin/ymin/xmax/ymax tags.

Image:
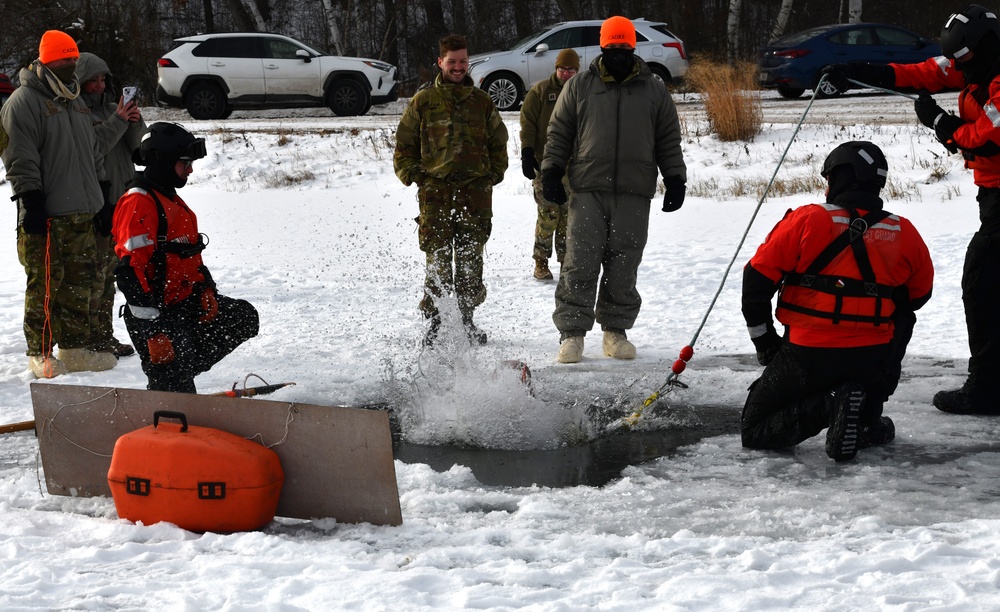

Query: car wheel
<box><xmin>328</xmin><ymin>79</ymin><xmax>370</xmax><ymax>116</ymax></box>
<box><xmin>777</xmin><ymin>85</ymin><xmax>805</xmax><ymax>99</ymax></box>
<box><xmin>649</xmin><ymin>64</ymin><xmax>672</xmax><ymax>87</ymax></box>
<box><xmin>185</xmin><ymin>82</ymin><xmax>228</xmax><ymax>120</ymax></box>
<box><xmin>481</xmin><ymin>72</ymin><xmax>523</xmax><ymax>111</ymax></box>
<box><xmin>813</xmin><ymin>72</ymin><xmax>842</xmax><ymax>99</ymax></box>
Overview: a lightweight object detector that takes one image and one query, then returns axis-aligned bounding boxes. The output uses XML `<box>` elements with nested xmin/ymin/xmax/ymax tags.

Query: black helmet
<box><xmin>133</xmin><ymin>122</ymin><xmax>207</xmax><ymax>166</ymax></box>
<box><xmin>821</xmin><ymin>141</ymin><xmax>888</xmax><ymax>189</ymax></box>
<box><xmin>941</xmin><ymin>4</ymin><xmax>1000</xmax><ymax>60</ymax></box>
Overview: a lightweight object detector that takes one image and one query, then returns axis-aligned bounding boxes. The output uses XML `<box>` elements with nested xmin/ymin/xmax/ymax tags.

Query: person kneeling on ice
<box><xmin>112</xmin><ymin>122</ymin><xmax>259</xmax><ymax>393</ymax></box>
<box><xmin>740</xmin><ymin>142</ymin><xmax>933</xmax><ymax>461</ymax></box>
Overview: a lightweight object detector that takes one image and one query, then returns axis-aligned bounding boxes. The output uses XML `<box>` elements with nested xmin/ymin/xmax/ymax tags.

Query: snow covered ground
<box><xmin>4</xmin><ymin>89</ymin><xmax>1000</xmax><ymax>609</ymax></box>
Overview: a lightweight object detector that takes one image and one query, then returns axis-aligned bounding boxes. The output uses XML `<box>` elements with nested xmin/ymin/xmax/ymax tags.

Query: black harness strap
<box><xmin>778</xmin><ymin>208</ymin><xmax>893</xmax><ymax>326</ymax></box>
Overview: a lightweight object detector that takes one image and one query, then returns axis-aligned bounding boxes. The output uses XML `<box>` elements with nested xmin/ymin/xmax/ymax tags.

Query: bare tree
<box><xmin>769</xmin><ymin>0</ymin><xmax>794</xmax><ymax>42</ymax></box>
<box><xmin>727</xmin><ymin>0</ymin><xmax>743</xmax><ymax>63</ymax></box>
<box><xmin>848</xmin><ymin>0</ymin><xmax>863</xmax><ymax>23</ymax></box>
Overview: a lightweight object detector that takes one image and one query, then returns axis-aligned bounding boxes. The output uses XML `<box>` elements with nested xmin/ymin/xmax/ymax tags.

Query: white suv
<box><xmin>156</xmin><ymin>33</ymin><xmax>398</xmax><ymax>119</ymax></box>
<box><xmin>469</xmin><ymin>18</ymin><xmax>688</xmax><ymax>111</ymax></box>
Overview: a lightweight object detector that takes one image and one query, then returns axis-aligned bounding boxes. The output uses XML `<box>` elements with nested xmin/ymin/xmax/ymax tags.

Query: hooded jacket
<box><xmin>0</xmin><ymin>61</ymin><xmax>104</xmax><ymax>220</ymax></box>
<box><xmin>541</xmin><ymin>56</ymin><xmax>686</xmax><ymax>198</ymax></box>
<box><xmin>76</xmin><ymin>52</ymin><xmax>146</xmax><ymax>201</ymax></box>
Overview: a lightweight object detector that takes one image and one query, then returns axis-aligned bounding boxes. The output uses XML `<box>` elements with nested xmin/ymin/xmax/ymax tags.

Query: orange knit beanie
<box><xmin>600</xmin><ymin>16</ymin><xmax>636</xmax><ymax>49</ymax></box>
<box><xmin>39</xmin><ymin>30</ymin><xmax>79</xmax><ymax>64</ymax></box>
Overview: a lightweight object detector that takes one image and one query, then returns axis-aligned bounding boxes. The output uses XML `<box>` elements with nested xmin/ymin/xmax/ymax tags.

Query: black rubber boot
<box><xmin>825</xmin><ymin>382</ymin><xmax>865</xmax><ymax>461</ymax></box>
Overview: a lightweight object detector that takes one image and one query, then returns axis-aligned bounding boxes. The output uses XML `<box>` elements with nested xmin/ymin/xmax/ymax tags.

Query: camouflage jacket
<box><xmin>519</xmin><ymin>72</ymin><xmax>566</xmax><ymax>165</ymax></box>
<box><xmin>394</xmin><ymin>73</ymin><xmax>508</xmax><ymax>187</ymax></box>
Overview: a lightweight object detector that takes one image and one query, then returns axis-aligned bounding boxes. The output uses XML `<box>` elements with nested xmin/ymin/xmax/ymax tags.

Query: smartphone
<box><xmin>122</xmin><ymin>86</ymin><xmax>137</xmax><ymax>105</ymax></box>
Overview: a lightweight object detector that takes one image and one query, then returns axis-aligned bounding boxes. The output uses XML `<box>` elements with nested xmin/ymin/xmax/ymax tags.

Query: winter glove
<box><xmin>821</xmin><ymin>62</ymin><xmax>895</xmax><ymax>94</ymax></box>
<box><xmin>521</xmin><ymin>147</ymin><xmax>539</xmax><ymax>180</ymax></box>
<box><xmin>541</xmin><ymin>166</ymin><xmax>568</xmax><ymax>205</ymax></box>
<box><xmin>18</xmin><ymin>190</ymin><xmax>48</xmax><ymax>235</ymax></box>
<box><xmin>914</xmin><ymin>91</ymin><xmax>945</xmax><ymax>128</ymax></box>
<box><xmin>662</xmin><ymin>176</ymin><xmax>686</xmax><ymax>212</ymax></box>
<box><xmin>750</xmin><ymin>326</ymin><xmax>782</xmax><ymax>366</ymax></box>
<box><xmin>94</xmin><ymin>181</ymin><xmax>113</xmax><ymax>237</ymax></box>
<box><xmin>934</xmin><ymin>112</ymin><xmax>964</xmax><ymax>155</ymax></box>
<box><xmin>199</xmin><ymin>287</ymin><xmax>219</xmax><ymax>323</ymax></box>
<box><xmin>147</xmin><ymin>333</ymin><xmax>176</xmax><ymax>365</ymax></box>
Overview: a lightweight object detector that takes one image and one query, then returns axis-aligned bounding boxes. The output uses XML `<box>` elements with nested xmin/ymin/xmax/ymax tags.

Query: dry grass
<box><xmin>685</xmin><ymin>58</ymin><xmax>763</xmax><ymax>142</ymax></box>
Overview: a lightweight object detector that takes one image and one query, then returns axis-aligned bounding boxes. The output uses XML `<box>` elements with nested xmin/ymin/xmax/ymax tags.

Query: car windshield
<box><xmin>773</xmin><ymin>25</ymin><xmax>839</xmax><ymax>46</ymax></box>
<box><xmin>506</xmin><ymin>27</ymin><xmax>554</xmax><ymax>51</ymax></box>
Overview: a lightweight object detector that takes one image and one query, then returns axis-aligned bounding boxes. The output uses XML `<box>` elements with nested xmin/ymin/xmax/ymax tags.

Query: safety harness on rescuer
<box><xmin>777</xmin><ymin>208</ymin><xmax>893</xmax><ymax>326</ymax></box>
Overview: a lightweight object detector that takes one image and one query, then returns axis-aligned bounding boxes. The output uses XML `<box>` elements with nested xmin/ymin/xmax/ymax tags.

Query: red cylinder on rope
<box><xmin>671</xmin><ymin>359</ymin><xmax>687</xmax><ymax>374</ymax></box>
<box><xmin>679</xmin><ymin>345</ymin><xmax>694</xmax><ymax>362</ymax></box>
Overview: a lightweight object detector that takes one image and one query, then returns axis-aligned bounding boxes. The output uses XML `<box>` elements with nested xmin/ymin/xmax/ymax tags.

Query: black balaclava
<box><xmin>826</xmin><ymin>165</ymin><xmax>883</xmax><ymax>210</ymax></box>
<box><xmin>959</xmin><ymin>30</ymin><xmax>1000</xmax><ymax>85</ymax></box>
<box><xmin>601</xmin><ymin>47</ymin><xmax>635</xmax><ymax>81</ymax></box>
<box><xmin>143</xmin><ymin>159</ymin><xmax>186</xmax><ymax>195</ymax></box>
<box><xmin>49</xmin><ymin>64</ymin><xmax>77</xmax><ymax>84</ymax></box>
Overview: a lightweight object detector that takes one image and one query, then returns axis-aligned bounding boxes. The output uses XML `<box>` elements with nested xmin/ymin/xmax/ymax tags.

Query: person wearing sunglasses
<box><xmin>112</xmin><ymin>122</ymin><xmax>259</xmax><ymax>393</ymax></box>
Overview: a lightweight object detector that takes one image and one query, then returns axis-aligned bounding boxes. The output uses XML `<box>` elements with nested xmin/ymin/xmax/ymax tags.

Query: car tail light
<box><xmin>157</xmin><ymin>58</ymin><xmax>178</xmax><ymax>68</ymax></box>
<box><xmin>774</xmin><ymin>49</ymin><xmax>810</xmax><ymax>59</ymax></box>
<box><xmin>662</xmin><ymin>42</ymin><xmax>687</xmax><ymax>61</ymax></box>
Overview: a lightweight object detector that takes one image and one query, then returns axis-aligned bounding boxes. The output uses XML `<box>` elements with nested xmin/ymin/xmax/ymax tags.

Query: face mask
<box><xmin>601</xmin><ymin>48</ymin><xmax>635</xmax><ymax>79</ymax></box>
<box><xmin>50</xmin><ymin>65</ymin><xmax>77</xmax><ymax>84</ymax></box>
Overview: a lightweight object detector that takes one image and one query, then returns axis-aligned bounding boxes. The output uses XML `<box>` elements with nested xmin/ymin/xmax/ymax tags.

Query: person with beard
<box><xmin>394</xmin><ymin>34</ymin><xmax>508</xmax><ymax>347</ymax></box>
<box><xmin>0</xmin><ymin>30</ymin><xmax>117</xmax><ymax>378</ymax></box>
<box><xmin>76</xmin><ymin>52</ymin><xmax>146</xmax><ymax>359</ymax></box>
<box><xmin>112</xmin><ymin>122</ymin><xmax>259</xmax><ymax>393</ymax></box>
<box><xmin>823</xmin><ymin>5</ymin><xmax>1000</xmax><ymax>415</ymax></box>
<box><xmin>541</xmin><ymin>16</ymin><xmax>686</xmax><ymax>364</ymax></box>
<box><xmin>740</xmin><ymin>142</ymin><xmax>934</xmax><ymax>461</ymax></box>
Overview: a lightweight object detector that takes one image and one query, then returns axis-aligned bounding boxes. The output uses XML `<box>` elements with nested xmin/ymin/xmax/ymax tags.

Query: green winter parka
<box><xmin>541</xmin><ymin>56</ymin><xmax>686</xmax><ymax>198</ymax></box>
<box><xmin>76</xmin><ymin>53</ymin><xmax>146</xmax><ymax>202</ymax></box>
<box><xmin>394</xmin><ymin>73</ymin><xmax>508</xmax><ymax>188</ymax></box>
<box><xmin>519</xmin><ymin>72</ymin><xmax>568</xmax><ymax>165</ymax></box>
<box><xmin>0</xmin><ymin>62</ymin><xmax>105</xmax><ymax>220</ymax></box>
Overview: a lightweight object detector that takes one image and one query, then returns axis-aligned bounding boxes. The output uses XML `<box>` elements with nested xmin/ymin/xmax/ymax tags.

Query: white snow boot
<box><xmin>57</xmin><ymin>348</ymin><xmax>117</xmax><ymax>372</ymax></box>
<box><xmin>557</xmin><ymin>336</ymin><xmax>584</xmax><ymax>364</ymax></box>
<box><xmin>603</xmin><ymin>329</ymin><xmax>636</xmax><ymax>360</ymax></box>
<box><xmin>28</xmin><ymin>355</ymin><xmax>68</xmax><ymax>379</ymax></box>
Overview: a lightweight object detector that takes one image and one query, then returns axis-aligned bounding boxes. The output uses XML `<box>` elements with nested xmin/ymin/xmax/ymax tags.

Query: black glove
<box><xmin>750</xmin><ymin>326</ymin><xmax>782</xmax><ymax>366</ymax></box>
<box><xmin>914</xmin><ymin>91</ymin><xmax>945</xmax><ymax>128</ymax></box>
<box><xmin>935</xmin><ymin>112</ymin><xmax>964</xmax><ymax>154</ymax></box>
<box><xmin>521</xmin><ymin>147</ymin><xmax>539</xmax><ymax>180</ymax></box>
<box><xmin>18</xmin><ymin>190</ymin><xmax>48</xmax><ymax>235</ymax></box>
<box><xmin>821</xmin><ymin>62</ymin><xmax>895</xmax><ymax>94</ymax></box>
<box><xmin>541</xmin><ymin>166</ymin><xmax>567</xmax><ymax>205</ymax></box>
<box><xmin>94</xmin><ymin>181</ymin><xmax>113</xmax><ymax>237</ymax></box>
<box><xmin>662</xmin><ymin>176</ymin><xmax>686</xmax><ymax>212</ymax></box>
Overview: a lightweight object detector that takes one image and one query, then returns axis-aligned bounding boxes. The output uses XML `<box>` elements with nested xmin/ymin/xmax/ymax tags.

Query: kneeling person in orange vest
<box><xmin>741</xmin><ymin>141</ymin><xmax>934</xmax><ymax>461</ymax></box>
<box><xmin>112</xmin><ymin>123</ymin><xmax>259</xmax><ymax>393</ymax></box>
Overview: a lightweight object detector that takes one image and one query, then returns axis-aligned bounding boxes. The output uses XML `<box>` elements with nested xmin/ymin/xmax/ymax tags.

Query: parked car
<box><xmin>758</xmin><ymin>23</ymin><xmax>941</xmax><ymax>99</ymax></box>
<box><xmin>156</xmin><ymin>32</ymin><xmax>398</xmax><ymax>119</ymax></box>
<box><xmin>469</xmin><ymin>18</ymin><xmax>688</xmax><ymax>111</ymax></box>
<box><xmin>0</xmin><ymin>73</ymin><xmax>15</xmax><ymax>108</ymax></box>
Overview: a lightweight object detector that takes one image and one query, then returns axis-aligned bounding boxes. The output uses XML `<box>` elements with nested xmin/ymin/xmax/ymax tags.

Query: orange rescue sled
<box><xmin>108</xmin><ymin>410</ymin><xmax>284</xmax><ymax>532</ymax></box>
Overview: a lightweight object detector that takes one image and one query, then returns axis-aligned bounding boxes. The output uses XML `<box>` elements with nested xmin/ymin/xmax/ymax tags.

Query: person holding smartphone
<box><xmin>77</xmin><ymin>52</ymin><xmax>146</xmax><ymax>358</ymax></box>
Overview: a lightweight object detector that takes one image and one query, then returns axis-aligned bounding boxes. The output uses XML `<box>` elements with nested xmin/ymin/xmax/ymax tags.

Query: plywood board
<box><xmin>30</xmin><ymin>383</ymin><xmax>401</xmax><ymax>526</ymax></box>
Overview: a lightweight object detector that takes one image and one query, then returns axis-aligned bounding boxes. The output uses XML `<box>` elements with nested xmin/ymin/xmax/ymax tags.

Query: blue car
<box><xmin>758</xmin><ymin>23</ymin><xmax>941</xmax><ymax>99</ymax></box>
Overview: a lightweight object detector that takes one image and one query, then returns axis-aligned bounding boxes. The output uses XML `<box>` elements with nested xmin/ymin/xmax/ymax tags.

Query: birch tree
<box><xmin>848</xmin><ymin>0</ymin><xmax>863</xmax><ymax>23</ymax></box>
<box><xmin>727</xmin><ymin>0</ymin><xmax>743</xmax><ymax>63</ymax></box>
<box><xmin>320</xmin><ymin>0</ymin><xmax>346</xmax><ymax>55</ymax></box>
<box><xmin>769</xmin><ymin>0</ymin><xmax>794</xmax><ymax>42</ymax></box>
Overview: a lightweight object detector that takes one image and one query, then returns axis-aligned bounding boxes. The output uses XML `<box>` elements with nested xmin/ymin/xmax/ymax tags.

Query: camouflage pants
<box><xmin>17</xmin><ymin>214</ymin><xmax>98</xmax><ymax>355</ymax></box>
<box><xmin>89</xmin><ymin>234</ymin><xmax>119</xmax><ymax>350</ymax></box>
<box><xmin>416</xmin><ymin>179</ymin><xmax>493</xmax><ymax>319</ymax></box>
<box><xmin>532</xmin><ymin>177</ymin><xmax>568</xmax><ymax>262</ymax></box>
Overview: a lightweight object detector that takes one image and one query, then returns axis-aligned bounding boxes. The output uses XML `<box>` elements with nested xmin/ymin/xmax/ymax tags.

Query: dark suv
<box><xmin>156</xmin><ymin>33</ymin><xmax>398</xmax><ymax>119</ymax></box>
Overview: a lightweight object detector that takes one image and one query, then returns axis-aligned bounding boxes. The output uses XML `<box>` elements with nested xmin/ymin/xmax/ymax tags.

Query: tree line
<box><xmin>0</xmin><ymin>0</ymin><xmax>974</xmax><ymax>102</ymax></box>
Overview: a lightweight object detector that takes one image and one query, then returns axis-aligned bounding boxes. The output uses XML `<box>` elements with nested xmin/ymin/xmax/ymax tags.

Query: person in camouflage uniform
<box><xmin>394</xmin><ymin>34</ymin><xmax>508</xmax><ymax>346</ymax></box>
<box><xmin>520</xmin><ymin>48</ymin><xmax>579</xmax><ymax>281</ymax></box>
<box><xmin>77</xmin><ymin>52</ymin><xmax>146</xmax><ymax>358</ymax></box>
<box><xmin>1</xmin><ymin>30</ymin><xmax>117</xmax><ymax>378</ymax></box>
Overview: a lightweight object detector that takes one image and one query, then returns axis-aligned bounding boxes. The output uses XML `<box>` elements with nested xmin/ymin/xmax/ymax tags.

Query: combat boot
<box><xmin>859</xmin><ymin>416</ymin><xmax>895</xmax><ymax>449</ymax></box>
<box><xmin>557</xmin><ymin>336</ymin><xmax>584</xmax><ymax>363</ymax></box>
<box><xmin>28</xmin><ymin>355</ymin><xmax>68</xmax><ymax>379</ymax></box>
<box><xmin>533</xmin><ymin>258</ymin><xmax>553</xmax><ymax>280</ymax></box>
<box><xmin>462</xmin><ymin>313</ymin><xmax>487</xmax><ymax>346</ymax></box>
<box><xmin>825</xmin><ymin>382</ymin><xmax>865</xmax><ymax>461</ymax></box>
<box><xmin>57</xmin><ymin>348</ymin><xmax>117</xmax><ymax>372</ymax></box>
<box><xmin>933</xmin><ymin>384</ymin><xmax>1000</xmax><ymax>414</ymax></box>
<box><xmin>603</xmin><ymin>328</ymin><xmax>636</xmax><ymax>360</ymax></box>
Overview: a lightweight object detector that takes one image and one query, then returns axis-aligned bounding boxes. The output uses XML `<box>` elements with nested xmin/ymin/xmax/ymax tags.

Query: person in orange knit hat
<box><xmin>0</xmin><ymin>29</ymin><xmax>117</xmax><ymax>378</ymax></box>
